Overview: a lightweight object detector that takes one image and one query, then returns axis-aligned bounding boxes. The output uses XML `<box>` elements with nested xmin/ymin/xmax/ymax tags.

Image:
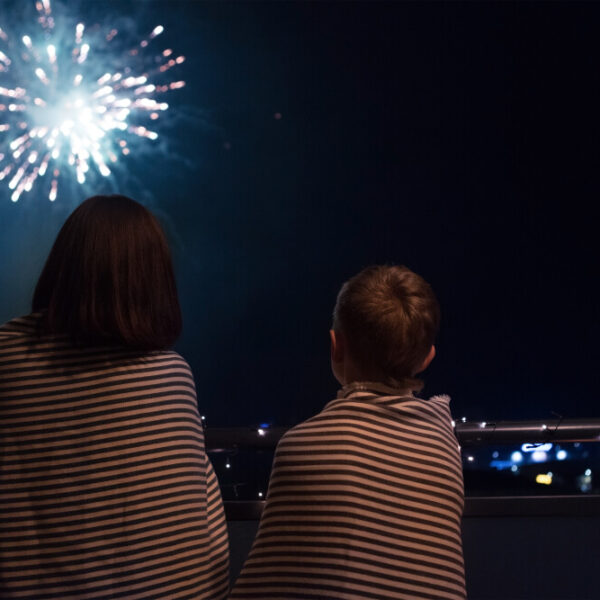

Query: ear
<box><xmin>416</xmin><ymin>345</ymin><xmax>436</xmax><ymax>374</ymax></box>
<box><xmin>330</xmin><ymin>329</ymin><xmax>344</xmax><ymax>362</ymax></box>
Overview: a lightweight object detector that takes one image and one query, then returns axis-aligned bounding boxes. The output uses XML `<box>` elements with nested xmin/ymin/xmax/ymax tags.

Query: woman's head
<box><xmin>33</xmin><ymin>195</ymin><xmax>182</xmax><ymax>349</ymax></box>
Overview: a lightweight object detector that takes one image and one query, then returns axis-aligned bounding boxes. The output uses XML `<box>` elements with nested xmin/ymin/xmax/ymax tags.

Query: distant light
<box><xmin>556</xmin><ymin>450</ymin><xmax>567</xmax><ymax>461</ymax></box>
<box><xmin>492</xmin><ymin>451</ymin><xmax>499</xmax><ymax>459</ymax></box>
<box><xmin>511</xmin><ymin>465</ymin><xmax>519</xmax><ymax>473</ymax></box>
<box><xmin>225</xmin><ymin>461</ymin><xmax>231</xmax><ymax>469</ymax></box>
<box><xmin>490</xmin><ymin>459</ymin><xmax>513</xmax><ymax>470</ymax></box>
<box><xmin>541</xmin><ymin>424</ymin><xmax>548</xmax><ymax>431</ymax></box>
<box><xmin>511</xmin><ymin>451</ymin><xmax>523</xmax><ymax>463</ymax></box>
<box><xmin>522</xmin><ymin>443</ymin><xmax>553</xmax><ymax>453</ymax></box>
<box><xmin>467</xmin><ymin>456</ymin><xmax>474</xmax><ymax>462</ymax></box>
<box><xmin>257</xmin><ymin>428</ymin><xmax>265</xmax><ymax>436</ymax></box>
<box><xmin>531</xmin><ymin>451</ymin><xmax>547</xmax><ymax>463</ymax></box>
<box><xmin>451</xmin><ymin>420</ymin><xmax>456</xmax><ymax>428</ymax></box>
<box><xmin>479</xmin><ymin>422</ymin><xmax>487</xmax><ymax>429</ymax></box>
<box><xmin>585</xmin><ymin>469</ymin><xmax>592</xmax><ymax>477</ymax></box>
<box><xmin>536</xmin><ymin>473</ymin><xmax>553</xmax><ymax>485</ymax></box>
<box><xmin>259</xmin><ymin>423</ymin><xmax>270</xmax><ymax>429</ymax></box>
<box><xmin>461</xmin><ymin>417</ymin><xmax>467</xmax><ymax>423</ymax></box>
<box><xmin>258</xmin><ymin>492</ymin><xmax>264</xmax><ymax>498</ymax></box>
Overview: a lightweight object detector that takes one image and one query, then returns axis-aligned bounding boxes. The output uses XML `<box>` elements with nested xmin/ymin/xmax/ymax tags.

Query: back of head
<box><xmin>333</xmin><ymin>265</ymin><xmax>440</xmax><ymax>390</ymax></box>
<box><xmin>33</xmin><ymin>194</ymin><xmax>182</xmax><ymax>350</ymax></box>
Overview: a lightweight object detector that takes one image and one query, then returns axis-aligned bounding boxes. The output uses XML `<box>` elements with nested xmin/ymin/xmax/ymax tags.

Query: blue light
<box><xmin>490</xmin><ymin>459</ymin><xmax>513</xmax><ymax>470</ymax></box>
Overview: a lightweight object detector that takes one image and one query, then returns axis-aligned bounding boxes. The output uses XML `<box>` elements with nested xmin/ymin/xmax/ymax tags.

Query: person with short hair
<box><xmin>231</xmin><ymin>265</ymin><xmax>466</xmax><ymax>599</ymax></box>
<box><xmin>0</xmin><ymin>195</ymin><xmax>229</xmax><ymax>599</ymax></box>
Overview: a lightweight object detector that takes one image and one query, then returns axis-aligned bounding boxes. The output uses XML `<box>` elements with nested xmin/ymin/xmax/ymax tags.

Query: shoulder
<box><xmin>428</xmin><ymin>393</ymin><xmax>451</xmax><ymax>405</ymax></box>
<box><xmin>95</xmin><ymin>350</ymin><xmax>201</xmax><ymax>417</ymax></box>
<box><xmin>112</xmin><ymin>349</ymin><xmax>196</xmax><ymax>382</ymax></box>
<box><xmin>275</xmin><ymin>405</ymin><xmax>344</xmax><ymax>451</ymax></box>
<box><xmin>144</xmin><ymin>349</ymin><xmax>192</xmax><ymax>371</ymax></box>
<box><xmin>0</xmin><ymin>313</ymin><xmax>41</xmax><ymax>338</ymax></box>
<box><xmin>425</xmin><ymin>393</ymin><xmax>453</xmax><ymax>418</ymax></box>
<box><xmin>0</xmin><ymin>314</ymin><xmax>47</xmax><ymax>357</ymax></box>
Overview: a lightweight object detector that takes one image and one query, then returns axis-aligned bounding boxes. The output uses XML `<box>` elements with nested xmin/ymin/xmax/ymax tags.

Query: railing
<box><xmin>205</xmin><ymin>418</ymin><xmax>600</xmax><ymax>449</ymax></box>
<box><xmin>216</xmin><ymin>419</ymin><xmax>600</xmax><ymax>599</ymax></box>
<box><xmin>206</xmin><ymin>418</ymin><xmax>600</xmax><ymax>520</ymax></box>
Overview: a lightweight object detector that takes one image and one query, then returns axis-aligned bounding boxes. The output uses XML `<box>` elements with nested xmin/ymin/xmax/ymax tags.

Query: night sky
<box><xmin>0</xmin><ymin>1</ymin><xmax>598</xmax><ymax>426</ymax></box>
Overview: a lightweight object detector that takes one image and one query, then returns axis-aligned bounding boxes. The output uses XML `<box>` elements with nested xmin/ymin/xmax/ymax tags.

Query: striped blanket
<box><xmin>0</xmin><ymin>313</ymin><xmax>229</xmax><ymax>599</ymax></box>
<box><xmin>231</xmin><ymin>383</ymin><xmax>465</xmax><ymax>599</ymax></box>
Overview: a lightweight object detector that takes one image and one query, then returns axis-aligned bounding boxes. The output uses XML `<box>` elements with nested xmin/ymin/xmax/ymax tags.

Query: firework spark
<box><xmin>0</xmin><ymin>0</ymin><xmax>185</xmax><ymax>202</ymax></box>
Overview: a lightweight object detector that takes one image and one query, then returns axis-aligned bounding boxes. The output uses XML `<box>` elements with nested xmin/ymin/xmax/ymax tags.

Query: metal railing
<box><xmin>206</xmin><ymin>418</ymin><xmax>600</xmax><ymax>520</ymax></box>
<box><xmin>205</xmin><ymin>418</ymin><xmax>600</xmax><ymax>450</ymax></box>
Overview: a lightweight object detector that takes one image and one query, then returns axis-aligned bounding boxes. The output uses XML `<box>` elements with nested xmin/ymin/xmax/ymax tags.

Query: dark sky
<box><xmin>0</xmin><ymin>1</ymin><xmax>598</xmax><ymax>426</ymax></box>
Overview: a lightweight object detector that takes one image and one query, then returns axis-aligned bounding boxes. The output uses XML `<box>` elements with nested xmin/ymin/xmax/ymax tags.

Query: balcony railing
<box><xmin>217</xmin><ymin>419</ymin><xmax>600</xmax><ymax>599</ymax></box>
<box><xmin>205</xmin><ymin>418</ymin><xmax>600</xmax><ymax>520</ymax></box>
<box><xmin>205</xmin><ymin>418</ymin><xmax>600</xmax><ymax>450</ymax></box>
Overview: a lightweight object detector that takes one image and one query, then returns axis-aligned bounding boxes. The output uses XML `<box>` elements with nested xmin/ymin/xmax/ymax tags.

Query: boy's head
<box><xmin>331</xmin><ymin>265</ymin><xmax>440</xmax><ymax>390</ymax></box>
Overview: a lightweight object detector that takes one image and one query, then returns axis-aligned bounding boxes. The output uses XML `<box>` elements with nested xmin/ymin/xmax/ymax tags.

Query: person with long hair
<box><xmin>0</xmin><ymin>195</ymin><xmax>229</xmax><ymax>599</ymax></box>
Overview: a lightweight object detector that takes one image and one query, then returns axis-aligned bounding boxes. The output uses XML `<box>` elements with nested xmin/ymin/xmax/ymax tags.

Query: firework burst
<box><xmin>0</xmin><ymin>0</ymin><xmax>185</xmax><ymax>202</ymax></box>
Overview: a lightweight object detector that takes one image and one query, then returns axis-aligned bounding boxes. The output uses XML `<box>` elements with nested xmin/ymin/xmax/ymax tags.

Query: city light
<box><xmin>535</xmin><ymin>472</ymin><xmax>553</xmax><ymax>485</ymax></box>
<box><xmin>511</xmin><ymin>451</ymin><xmax>523</xmax><ymax>463</ymax></box>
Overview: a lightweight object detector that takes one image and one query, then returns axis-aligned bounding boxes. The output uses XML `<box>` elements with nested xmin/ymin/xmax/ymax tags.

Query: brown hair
<box><xmin>333</xmin><ymin>265</ymin><xmax>440</xmax><ymax>389</ymax></box>
<box><xmin>33</xmin><ymin>195</ymin><xmax>182</xmax><ymax>350</ymax></box>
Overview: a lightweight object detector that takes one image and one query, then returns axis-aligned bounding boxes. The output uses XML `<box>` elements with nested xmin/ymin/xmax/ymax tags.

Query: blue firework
<box><xmin>0</xmin><ymin>0</ymin><xmax>185</xmax><ymax>202</ymax></box>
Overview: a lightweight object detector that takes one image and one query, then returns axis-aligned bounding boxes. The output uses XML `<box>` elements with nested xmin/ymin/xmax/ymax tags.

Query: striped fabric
<box><xmin>231</xmin><ymin>382</ymin><xmax>465</xmax><ymax>600</ymax></box>
<box><xmin>0</xmin><ymin>313</ymin><xmax>229</xmax><ymax>599</ymax></box>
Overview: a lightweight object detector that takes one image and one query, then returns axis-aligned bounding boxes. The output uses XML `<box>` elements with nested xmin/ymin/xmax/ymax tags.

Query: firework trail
<box><xmin>0</xmin><ymin>0</ymin><xmax>185</xmax><ymax>202</ymax></box>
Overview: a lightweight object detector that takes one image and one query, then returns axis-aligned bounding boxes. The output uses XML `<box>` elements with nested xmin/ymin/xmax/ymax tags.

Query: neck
<box><xmin>339</xmin><ymin>380</ymin><xmax>417</xmax><ymax>398</ymax></box>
